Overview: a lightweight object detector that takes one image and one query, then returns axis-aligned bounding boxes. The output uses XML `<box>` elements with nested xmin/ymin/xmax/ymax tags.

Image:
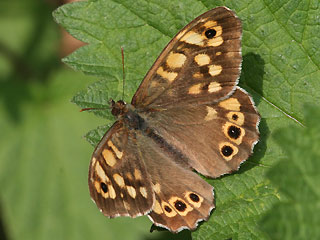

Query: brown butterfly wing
<box><xmin>142</xmin><ymin>87</ymin><xmax>260</xmax><ymax>178</ymax></box>
<box><xmin>88</xmin><ymin>121</ymin><xmax>154</xmax><ymax>218</ymax></box>
<box><xmin>132</xmin><ymin>7</ymin><xmax>241</xmax><ymax>109</ymax></box>
<box><xmin>134</xmin><ymin>131</ymin><xmax>214</xmax><ymax>232</ymax></box>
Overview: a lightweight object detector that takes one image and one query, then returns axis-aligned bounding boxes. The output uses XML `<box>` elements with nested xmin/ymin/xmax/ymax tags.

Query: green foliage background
<box><xmin>0</xmin><ymin>0</ymin><xmax>319</xmax><ymax>239</ymax></box>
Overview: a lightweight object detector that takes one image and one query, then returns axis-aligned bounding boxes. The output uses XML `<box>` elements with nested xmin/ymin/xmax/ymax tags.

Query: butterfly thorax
<box><xmin>110</xmin><ymin>99</ymin><xmax>126</xmax><ymax>117</ymax></box>
<box><xmin>111</xmin><ymin>99</ymin><xmax>147</xmax><ymax>131</ymax></box>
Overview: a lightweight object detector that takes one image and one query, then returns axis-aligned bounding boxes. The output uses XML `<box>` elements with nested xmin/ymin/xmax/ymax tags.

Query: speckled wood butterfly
<box><xmin>88</xmin><ymin>7</ymin><xmax>260</xmax><ymax>232</ymax></box>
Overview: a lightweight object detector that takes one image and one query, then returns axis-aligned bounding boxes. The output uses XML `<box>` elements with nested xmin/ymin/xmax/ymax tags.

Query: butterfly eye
<box><xmin>205</xmin><ymin>29</ymin><xmax>217</xmax><ymax>39</ymax></box>
<box><xmin>100</xmin><ymin>182</ymin><xmax>108</xmax><ymax>193</ymax></box>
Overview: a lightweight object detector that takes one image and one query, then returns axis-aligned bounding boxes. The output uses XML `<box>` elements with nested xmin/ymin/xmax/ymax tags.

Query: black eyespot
<box><xmin>174</xmin><ymin>200</ymin><xmax>187</xmax><ymax>212</ymax></box>
<box><xmin>164</xmin><ymin>206</ymin><xmax>172</xmax><ymax>213</ymax></box>
<box><xmin>232</xmin><ymin>114</ymin><xmax>238</xmax><ymax>120</ymax></box>
<box><xmin>228</xmin><ymin>126</ymin><xmax>241</xmax><ymax>139</ymax></box>
<box><xmin>189</xmin><ymin>193</ymin><xmax>200</xmax><ymax>202</ymax></box>
<box><xmin>221</xmin><ymin>145</ymin><xmax>233</xmax><ymax>157</ymax></box>
<box><xmin>100</xmin><ymin>182</ymin><xmax>108</xmax><ymax>193</ymax></box>
<box><xmin>205</xmin><ymin>29</ymin><xmax>216</xmax><ymax>39</ymax></box>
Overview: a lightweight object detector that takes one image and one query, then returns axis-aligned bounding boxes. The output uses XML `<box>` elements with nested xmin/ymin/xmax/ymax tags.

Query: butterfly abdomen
<box><xmin>144</xmin><ymin>127</ymin><xmax>189</xmax><ymax>167</ymax></box>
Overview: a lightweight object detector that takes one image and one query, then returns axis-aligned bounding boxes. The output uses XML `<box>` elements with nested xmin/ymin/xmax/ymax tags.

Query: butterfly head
<box><xmin>110</xmin><ymin>99</ymin><xmax>127</xmax><ymax>117</ymax></box>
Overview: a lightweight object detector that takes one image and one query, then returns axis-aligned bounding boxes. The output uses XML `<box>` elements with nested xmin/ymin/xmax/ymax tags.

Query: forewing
<box><xmin>88</xmin><ymin>121</ymin><xmax>154</xmax><ymax>218</ymax></box>
<box><xmin>132</xmin><ymin>7</ymin><xmax>241</xmax><ymax>108</ymax></box>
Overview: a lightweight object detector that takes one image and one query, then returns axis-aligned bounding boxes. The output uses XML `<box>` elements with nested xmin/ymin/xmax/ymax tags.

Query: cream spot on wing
<box><xmin>207</xmin><ymin>36</ymin><xmax>223</xmax><ymax>46</ymax></box>
<box><xmin>181</xmin><ymin>31</ymin><xmax>204</xmax><ymax>46</ymax></box>
<box><xmin>188</xmin><ymin>83</ymin><xmax>202</xmax><ymax>94</ymax></box>
<box><xmin>120</xmin><ymin>193</ymin><xmax>124</xmax><ymax>198</ymax></box>
<box><xmin>108</xmin><ymin>184</ymin><xmax>116</xmax><ymax>199</ymax></box>
<box><xmin>153</xmin><ymin>200</ymin><xmax>163</xmax><ymax>214</ymax></box>
<box><xmin>213</xmin><ymin>25</ymin><xmax>222</xmax><ymax>37</ymax></box>
<box><xmin>219</xmin><ymin>142</ymin><xmax>239</xmax><ymax>161</ymax></box>
<box><xmin>226</xmin><ymin>51</ymin><xmax>238</xmax><ymax>58</ymax></box>
<box><xmin>203</xmin><ymin>20</ymin><xmax>218</xmax><ymax>28</ymax></box>
<box><xmin>193</xmin><ymin>72</ymin><xmax>203</xmax><ymax>78</ymax></box>
<box><xmin>140</xmin><ymin>187</ymin><xmax>148</xmax><ymax>198</ymax></box>
<box><xmin>216</xmin><ymin>51</ymin><xmax>222</xmax><ymax>56</ymax></box>
<box><xmin>156</xmin><ymin>67</ymin><xmax>178</xmax><ymax>82</ymax></box>
<box><xmin>208</xmin><ymin>65</ymin><xmax>222</xmax><ymax>76</ymax></box>
<box><xmin>123</xmin><ymin>201</ymin><xmax>130</xmax><ymax>211</ymax></box>
<box><xmin>194</xmin><ymin>53</ymin><xmax>210</xmax><ymax>66</ymax></box>
<box><xmin>91</xmin><ymin>157</ymin><xmax>97</xmax><ymax>167</ymax></box>
<box><xmin>95</xmin><ymin>162</ymin><xmax>110</xmax><ymax>182</ymax></box>
<box><xmin>227</xmin><ymin>112</ymin><xmax>245</xmax><ymax>126</ymax></box>
<box><xmin>90</xmin><ymin>157</ymin><xmax>97</xmax><ymax>182</ymax></box>
<box><xmin>107</xmin><ymin>141</ymin><xmax>123</xmax><ymax>159</ymax></box>
<box><xmin>219</xmin><ymin>98</ymin><xmax>241</xmax><ymax>111</ymax></box>
<box><xmin>166</xmin><ymin>52</ymin><xmax>186</xmax><ymax>68</ymax></box>
<box><xmin>205</xmin><ymin>106</ymin><xmax>217</xmax><ymax>121</ymax></box>
<box><xmin>134</xmin><ymin>169</ymin><xmax>142</xmax><ymax>180</ymax></box>
<box><xmin>102</xmin><ymin>149</ymin><xmax>117</xmax><ymax>167</ymax></box>
<box><xmin>153</xmin><ymin>183</ymin><xmax>161</xmax><ymax>194</ymax></box>
<box><xmin>208</xmin><ymin>81</ymin><xmax>222</xmax><ymax>93</ymax></box>
<box><xmin>94</xmin><ymin>181</ymin><xmax>101</xmax><ymax>193</ymax></box>
<box><xmin>127</xmin><ymin>186</ymin><xmax>136</xmax><ymax>198</ymax></box>
<box><xmin>113</xmin><ymin>174</ymin><xmax>125</xmax><ymax>188</ymax></box>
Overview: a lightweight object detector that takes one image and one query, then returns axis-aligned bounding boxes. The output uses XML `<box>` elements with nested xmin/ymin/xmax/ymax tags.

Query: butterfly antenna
<box><xmin>80</xmin><ymin>107</ymin><xmax>108</xmax><ymax>112</ymax></box>
<box><xmin>121</xmin><ymin>47</ymin><xmax>125</xmax><ymax>100</ymax></box>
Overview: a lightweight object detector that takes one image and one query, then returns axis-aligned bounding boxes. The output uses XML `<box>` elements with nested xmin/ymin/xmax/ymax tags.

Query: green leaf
<box><xmin>52</xmin><ymin>0</ymin><xmax>320</xmax><ymax>239</ymax></box>
<box><xmin>260</xmin><ymin>105</ymin><xmax>320</xmax><ymax>239</ymax></box>
<box><xmin>85</xmin><ymin>125</ymin><xmax>110</xmax><ymax>147</ymax></box>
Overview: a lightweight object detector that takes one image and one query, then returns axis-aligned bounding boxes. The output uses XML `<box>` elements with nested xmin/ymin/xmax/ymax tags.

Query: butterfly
<box><xmin>88</xmin><ymin>6</ymin><xmax>260</xmax><ymax>233</ymax></box>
